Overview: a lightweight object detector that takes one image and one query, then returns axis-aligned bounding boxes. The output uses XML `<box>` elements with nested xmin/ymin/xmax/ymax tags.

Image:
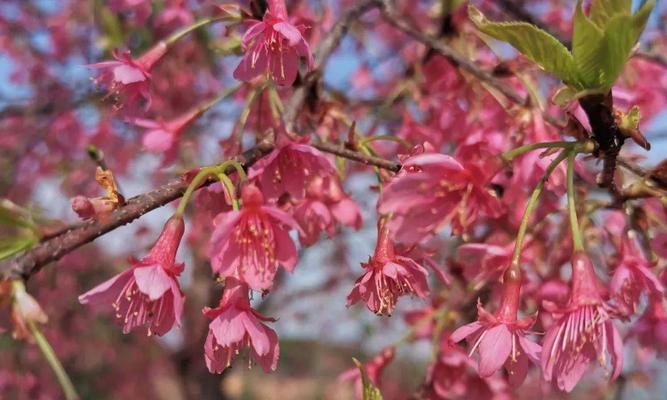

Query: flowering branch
<box><xmin>381</xmin><ymin>5</ymin><xmax>667</xmax><ymax>197</ymax></box>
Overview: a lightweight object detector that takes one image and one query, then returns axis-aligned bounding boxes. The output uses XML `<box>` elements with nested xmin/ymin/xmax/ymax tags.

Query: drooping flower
<box><xmin>541</xmin><ymin>252</ymin><xmax>623</xmax><ymax>393</ymax></box>
<box><xmin>233</xmin><ymin>0</ymin><xmax>313</xmax><ymax>86</ymax></box>
<box><xmin>450</xmin><ymin>270</ymin><xmax>541</xmax><ymax>386</ymax></box>
<box><xmin>79</xmin><ymin>216</ymin><xmax>185</xmax><ymax>336</ymax></box>
<box><xmin>426</xmin><ymin>342</ymin><xmax>509</xmax><ymax>400</ymax></box>
<box><xmin>130</xmin><ymin>106</ymin><xmax>203</xmax><ymax>161</ymax></box>
<box><xmin>88</xmin><ymin>42</ymin><xmax>168</xmax><ymax>113</ymax></box>
<box><xmin>653</xmin><ymin>231</ymin><xmax>667</xmax><ymax>259</ymax></box>
<box><xmin>338</xmin><ymin>347</ymin><xmax>395</xmax><ymax>400</ymax></box>
<box><xmin>457</xmin><ymin>239</ymin><xmax>530</xmax><ymax>283</ymax></box>
<box><xmin>610</xmin><ymin>234</ymin><xmax>663</xmax><ymax>316</ymax></box>
<box><xmin>248</xmin><ymin>138</ymin><xmax>336</xmax><ymax>201</ymax></box>
<box><xmin>292</xmin><ymin>175</ymin><xmax>362</xmax><ymax>246</ymax></box>
<box><xmin>208</xmin><ymin>184</ymin><xmax>300</xmax><ymax>290</ymax></box>
<box><xmin>378</xmin><ymin>151</ymin><xmax>503</xmax><ymax>244</ymax></box>
<box><xmin>630</xmin><ymin>296</ymin><xmax>667</xmax><ymax>357</ymax></box>
<box><xmin>10</xmin><ymin>281</ymin><xmax>48</xmax><ymax>340</ymax></box>
<box><xmin>346</xmin><ymin>220</ymin><xmax>430</xmax><ymax>315</ymax></box>
<box><xmin>204</xmin><ymin>278</ymin><xmax>279</xmax><ymax>373</ymax></box>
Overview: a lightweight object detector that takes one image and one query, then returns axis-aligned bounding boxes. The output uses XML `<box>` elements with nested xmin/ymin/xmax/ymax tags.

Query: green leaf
<box><xmin>352</xmin><ymin>358</ymin><xmax>384</xmax><ymax>400</ymax></box>
<box><xmin>552</xmin><ymin>86</ymin><xmax>606</xmax><ymax>105</ymax></box>
<box><xmin>0</xmin><ymin>201</ymin><xmax>34</xmax><ymax>229</ymax></box>
<box><xmin>620</xmin><ymin>105</ymin><xmax>641</xmax><ymax>130</ymax></box>
<box><xmin>468</xmin><ymin>5</ymin><xmax>578</xmax><ymax>86</ymax></box>
<box><xmin>0</xmin><ymin>235</ymin><xmax>37</xmax><ymax>261</ymax></box>
<box><xmin>597</xmin><ymin>0</ymin><xmax>654</xmax><ymax>89</ymax></box>
<box><xmin>589</xmin><ymin>0</ymin><xmax>631</xmax><ymax>28</ymax></box>
<box><xmin>572</xmin><ymin>1</ymin><xmax>605</xmax><ymax>87</ymax></box>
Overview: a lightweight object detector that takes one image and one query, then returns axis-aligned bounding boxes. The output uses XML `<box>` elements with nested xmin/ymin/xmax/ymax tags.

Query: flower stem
<box><xmin>28</xmin><ymin>321</ymin><xmax>79</xmax><ymax>400</ymax></box>
<box><xmin>197</xmin><ymin>85</ymin><xmax>243</xmax><ymax>114</ymax></box>
<box><xmin>359</xmin><ymin>135</ymin><xmax>411</xmax><ymax>148</ymax></box>
<box><xmin>174</xmin><ymin>167</ymin><xmax>218</xmax><ymax>217</ymax></box>
<box><xmin>217</xmin><ymin>172</ymin><xmax>240</xmax><ymax>211</ymax></box>
<box><xmin>567</xmin><ymin>150</ymin><xmax>585</xmax><ymax>252</ymax></box>
<box><xmin>510</xmin><ymin>150</ymin><xmax>570</xmax><ymax>269</ymax></box>
<box><xmin>219</xmin><ymin>160</ymin><xmax>248</xmax><ymax>182</ymax></box>
<box><xmin>501</xmin><ymin>141</ymin><xmax>573</xmax><ymax>162</ymax></box>
<box><xmin>165</xmin><ymin>17</ymin><xmax>227</xmax><ymax>47</ymax></box>
<box><xmin>174</xmin><ymin>160</ymin><xmax>248</xmax><ymax>217</ymax></box>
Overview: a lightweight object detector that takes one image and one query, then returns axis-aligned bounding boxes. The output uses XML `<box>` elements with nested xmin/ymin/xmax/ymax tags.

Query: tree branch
<box><xmin>283</xmin><ymin>0</ymin><xmax>382</xmax><ymax>131</ymax></box>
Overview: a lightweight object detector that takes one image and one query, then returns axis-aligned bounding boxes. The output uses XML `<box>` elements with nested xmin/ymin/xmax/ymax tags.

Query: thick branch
<box><xmin>0</xmin><ymin>144</ymin><xmax>273</xmax><ymax>281</ymax></box>
<box><xmin>0</xmin><ymin>138</ymin><xmax>402</xmax><ymax>280</ymax></box>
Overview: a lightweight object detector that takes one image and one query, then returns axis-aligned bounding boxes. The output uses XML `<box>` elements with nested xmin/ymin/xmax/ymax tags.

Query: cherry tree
<box><xmin>1</xmin><ymin>0</ymin><xmax>667</xmax><ymax>398</ymax></box>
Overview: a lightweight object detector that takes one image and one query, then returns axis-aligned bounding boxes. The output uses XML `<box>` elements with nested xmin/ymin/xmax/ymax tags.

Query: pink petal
<box><xmin>242</xmin><ymin>312</ymin><xmax>271</xmax><ymax>356</ymax></box>
<box><xmin>78</xmin><ymin>269</ymin><xmax>133</xmax><ymax>307</ymax></box>
<box><xmin>273</xmin><ymin>22</ymin><xmax>303</xmax><ymax>46</ymax></box>
<box><xmin>113</xmin><ymin>64</ymin><xmax>146</xmax><ymax>84</ymax></box>
<box><xmin>142</xmin><ymin>129</ymin><xmax>173</xmax><ymax>152</ymax></box>
<box><xmin>133</xmin><ymin>265</ymin><xmax>173</xmax><ymax>300</ymax></box>
<box><xmin>274</xmin><ymin>226</ymin><xmax>297</xmax><ymax>272</ymax></box>
<box><xmin>449</xmin><ymin>321</ymin><xmax>483</xmax><ymax>343</ymax></box>
<box><xmin>477</xmin><ymin>324</ymin><xmax>512</xmax><ymax>377</ymax></box>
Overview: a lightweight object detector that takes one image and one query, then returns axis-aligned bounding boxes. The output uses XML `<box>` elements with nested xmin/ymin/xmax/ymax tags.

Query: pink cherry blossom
<box><xmin>426</xmin><ymin>342</ymin><xmax>509</xmax><ymax>400</ymax></box>
<box><xmin>88</xmin><ymin>42</ymin><xmax>167</xmax><ymax>113</ymax></box>
<box><xmin>346</xmin><ymin>221</ymin><xmax>430</xmax><ymax>315</ymax></box>
<box><xmin>541</xmin><ymin>252</ymin><xmax>623</xmax><ymax>392</ymax></box>
<box><xmin>292</xmin><ymin>175</ymin><xmax>362</xmax><ymax>246</ymax></box>
<box><xmin>130</xmin><ymin>107</ymin><xmax>202</xmax><ymax>161</ymax></box>
<box><xmin>248</xmin><ymin>139</ymin><xmax>336</xmax><ymax>201</ymax></box>
<box><xmin>233</xmin><ymin>0</ymin><xmax>313</xmax><ymax>86</ymax></box>
<box><xmin>450</xmin><ymin>268</ymin><xmax>541</xmax><ymax>387</ymax></box>
<box><xmin>79</xmin><ymin>216</ymin><xmax>186</xmax><ymax>336</ymax></box>
<box><xmin>653</xmin><ymin>231</ymin><xmax>667</xmax><ymax>259</ymax></box>
<box><xmin>204</xmin><ymin>278</ymin><xmax>279</xmax><ymax>373</ymax></box>
<box><xmin>208</xmin><ymin>184</ymin><xmax>300</xmax><ymax>290</ymax></box>
<box><xmin>610</xmin><ymin>234</ymin><xmax>663</xmax><ymax>316</ymax></box>
<box><xmin>338</xmin><ymin>347</ymin><xmax>395</xmax><ymax>400</ymax></box>
<box><xmin>457</xmin><ymin>240</ymin><xmax>517</xmax><ymax>283</ymax></box>
<box><xmin>378</xmin><ymin>151</ymin><xmax>503</xmax><ymax>244</ymax></box>
<box><xmin>631</xmin><ymin>297</ymin><xmax>667</xmax><ymax>357</ymax></box>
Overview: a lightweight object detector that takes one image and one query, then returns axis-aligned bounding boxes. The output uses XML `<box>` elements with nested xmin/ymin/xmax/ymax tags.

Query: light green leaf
<box><xmin>552</xmin><ymin>86</ymin><xmax>606</xmax><ymax>106</ymax></box>
<box><xmin>572</xmin><ymin>1</ymin><xmax>605</xmax><ymax>87</ymax></box>
<box><xmin>468</xmin><ymin>5</ymin><xmax>578</xmax><ymax>86</ymax></box>
<box><xmin>598</xmin><ymin>0</ymin><xmax>654</xmax><ymax>90</ymax></box>
<box><xmin>0</xmin><ymin>235</ymin><xmax>37</xmax><ymax>261</ymax></box>
<box><xmin>620</xmin><ymin>105</ymin><xmax>641</xmax><ymax>130</ymax></box>
<box><xmin>589</xmin><ymin>0</ymin><xmax>631</xmax><ymax>28</ymax></box>
<box><xmin>0</xmin><ymin>202</ymin><xmax>34</xmax><ymax>229</ymax></box>
<box><xmin>352</xmin><ymin>358</ymin><xmax>383</xmax><ymax>400</ymax></box>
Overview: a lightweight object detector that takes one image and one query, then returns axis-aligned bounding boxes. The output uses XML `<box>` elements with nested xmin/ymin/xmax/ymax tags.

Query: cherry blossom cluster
<box><xmin>2</xmin><ymin>0</ymin><xmax>667</xmax><ymax>398</ymax></box>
